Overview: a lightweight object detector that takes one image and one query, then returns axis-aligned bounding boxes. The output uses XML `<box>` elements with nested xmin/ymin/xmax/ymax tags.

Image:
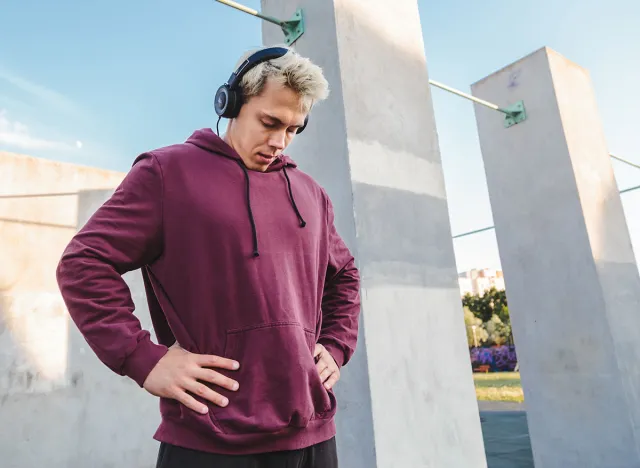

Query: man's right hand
<box><xmin>143</xmin><ymin>343</ymin><xmax>240</xmax><ymax>414</ymax></box>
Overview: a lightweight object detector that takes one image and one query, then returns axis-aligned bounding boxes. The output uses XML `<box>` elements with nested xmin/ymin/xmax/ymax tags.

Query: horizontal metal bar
<box><xmin>610</xmin><ymin>153</ymin><xmax>640</xmax><ymax>171</ymax></box>
<box><xmin>0</xmin><ymin>217</ymin><xmax>76</xmax><ymax>230</ymax></box>
<box><xmin>0</xmin><ymin>191</ymin><xmax>79</xmax><ymax>199</ymax></box>
<box><xmin>214</xmin><ymin>0</ymin><xmax>282</xmax><ymax>26</ymax></box>
<box><xmin>429</xmin><ymin>79</ymin><xmax>513</xmax><ymax>116</ymax></box>
<box><xmin>452</xmin><ymin>225</ymin><xmax>496</xmax><ymax>239</ymax></box>
<box><xmin>620</xmin><ymin>184</ymin><xmax>640</xmax><ymax>195</ymax></box>
<box><xmin>453</xmin><ymin>182</ymin><xmax>640</xmax><ymax>239</ymax></box>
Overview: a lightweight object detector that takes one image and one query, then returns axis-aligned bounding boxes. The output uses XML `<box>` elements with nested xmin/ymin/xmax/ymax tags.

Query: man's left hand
<box><xmin>314</xmin><ymin>343</ymin><xmax>340</xmax><ymax>390</ymax></box>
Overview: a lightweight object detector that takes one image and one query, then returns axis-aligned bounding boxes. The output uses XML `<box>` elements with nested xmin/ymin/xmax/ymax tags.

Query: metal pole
<box><xmin>214</xmin><ymin>0</ymin><xmax>282</xmax><ymax>26</ymax></box>
<box><xmin>620</xmin><ymin>184</ymin><xmax>640</xmax><ymax>195</ymax></box>
<box><xmin>452</xmin><ymin>182</ymin><xmax>640</xmax><ymax>239</ymax></box>
<box><xmin>0</xmin><ymin>192</ymin><xmax>79</xmax><ymax>199</ymax></box>
<box><xmin>610</xmin><ymin>153</ymin><xmax>640</xmax><ymax>171</ymax></box>
<box><xmin>429</xmin><ymin>79</ymin><xmax>513</xmax><ymax>117</ymax></box>
<box><xmin>452</xmin><ymin>225</ymin><xmax>496</xmax><ymax>239</ymax></box>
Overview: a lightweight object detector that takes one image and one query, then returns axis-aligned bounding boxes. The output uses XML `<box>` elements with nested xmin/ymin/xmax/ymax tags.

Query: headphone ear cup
<box><xmin>215</xmin><ymin>85</ymin><xmax>243</xmax><ymax>119</ymax></box>
<box><xmin>214</xmin><ymin>85</ymin><xmax>230</xmax><ymax>117</ymax></box>
<box><xmin>297</xmin><ymin>115</ymin><xmax>309</xmax><ymax>134</ymax></box>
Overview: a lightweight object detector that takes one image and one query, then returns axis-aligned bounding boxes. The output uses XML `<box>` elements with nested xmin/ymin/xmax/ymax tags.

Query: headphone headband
<box><xmin>227</xmin><ymin>47</ymin><xmax>289</xmax><ymax>90</ymax></box>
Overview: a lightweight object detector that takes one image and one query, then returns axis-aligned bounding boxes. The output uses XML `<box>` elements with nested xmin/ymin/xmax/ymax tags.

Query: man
<box><xmin>56</xmin><ymin>45</ymin><xmax>361</xmax><ymax>468</ymax></box>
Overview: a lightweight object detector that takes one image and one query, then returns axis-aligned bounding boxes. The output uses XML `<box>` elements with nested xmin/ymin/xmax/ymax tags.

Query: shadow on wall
<box><xmin>0</xmin><ymin>289</ymin><xmax>72</xmax><ymax>396</ymax></box>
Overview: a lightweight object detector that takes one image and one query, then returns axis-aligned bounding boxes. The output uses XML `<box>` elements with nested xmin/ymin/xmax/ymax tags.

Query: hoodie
<box><xmin>56</xmin><ymin>128</ymin><xmax>361</xmax><ymax>455</ymax></box>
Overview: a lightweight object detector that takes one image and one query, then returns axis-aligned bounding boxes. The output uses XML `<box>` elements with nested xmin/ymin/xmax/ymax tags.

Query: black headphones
<box><xmin>214</xmin><ymin>47</ymin><xmax>308</xmax><ymax>134</ymax></box>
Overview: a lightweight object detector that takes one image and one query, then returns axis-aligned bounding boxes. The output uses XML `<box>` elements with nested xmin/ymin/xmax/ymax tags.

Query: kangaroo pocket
<box><xmin>211</xmin><ymin>321</ymin><xmax>336</xmax><ymax>434</ymax></box>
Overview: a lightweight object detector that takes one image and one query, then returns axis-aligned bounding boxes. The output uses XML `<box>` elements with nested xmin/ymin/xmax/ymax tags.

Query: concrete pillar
<box><xmin>472</xmin><ymin>47</ymin><xmax>640</xmax><ymax>467</ymax></box>
<box><xmin>261</xmin><ymin>2</ymin><xmax>487</xmax><ymax>467</ymax></box>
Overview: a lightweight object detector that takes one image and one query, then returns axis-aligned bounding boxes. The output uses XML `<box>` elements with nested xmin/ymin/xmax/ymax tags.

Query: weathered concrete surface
<box><xmin>2</xmin><ymin>188</ymin><xmax>160</xmax><ymax>468</ymax></box>
<box><xmin>262</xmin><ymin>1</ymin><xmax>488</xmax><ymax>467</ymax></box>
<box><xmin>472</xmin><ymin>47</ymin><xmax>640</xmax><ymax>467</ymax></box>
<box><xmin>0</xmin><ymin>153</ymin><xmax>124</xmax><ymax>394</ymax></box>
<box><xmin>0</xmin><ymin>154</ymin><xmax>162</xmax><ymax>467</ymax></box>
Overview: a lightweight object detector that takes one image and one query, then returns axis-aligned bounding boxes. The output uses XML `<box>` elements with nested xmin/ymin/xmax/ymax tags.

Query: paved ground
<box><xmin>479</xmin><ymin>403</ymin><xmax>534</xmax><ymax>468</ymax></box>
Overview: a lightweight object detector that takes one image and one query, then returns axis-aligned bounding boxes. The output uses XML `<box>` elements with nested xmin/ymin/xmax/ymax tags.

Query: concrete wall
<box><xmin>262</xmin><ymin>1</ymin><xmax>487</xmax><ymax>467</ymax></box>
<box><xmin>0</xmin><ymin>154</ymin><xmax>162</xmax><ymax>467</ymax></box>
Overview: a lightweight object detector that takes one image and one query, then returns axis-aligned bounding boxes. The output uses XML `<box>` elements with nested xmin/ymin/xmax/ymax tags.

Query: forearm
<box><xmin>57</xmin><ymin>243</ymin><xmax>167</xmax><ymax>386</ymax></box>
<box><xmin>319</xmin><ymin>259</ymin><xmax>361</xmax><ymax>368</ymax></box>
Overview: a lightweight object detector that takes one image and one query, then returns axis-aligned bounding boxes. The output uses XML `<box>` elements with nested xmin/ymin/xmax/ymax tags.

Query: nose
<box><xmin>268</xmin><ymin>130</ymin><xmax>286</xmax><ymax>151</ymax></box>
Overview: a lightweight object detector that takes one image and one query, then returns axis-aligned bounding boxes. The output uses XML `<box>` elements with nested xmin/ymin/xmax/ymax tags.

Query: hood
<box><xmin>185</xmin><ymin>127</ymin><xmax>297</xmax><ymax>172</ymax></box>
<box><xmin>183</xmin><ymin>127</ymin><xmax>306</xmax><ymax>258</ymax></box>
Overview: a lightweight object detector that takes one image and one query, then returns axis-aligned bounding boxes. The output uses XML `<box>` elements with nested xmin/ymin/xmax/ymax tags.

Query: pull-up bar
<box><xmin>453</xmin><ymin>177</ymin><xmax>640</xmax><ymax>239</ymax></box>
<box><xmin>429</xmin><ymin>80</ymin><xmax>527</xmax><ymax>128</ymax></box>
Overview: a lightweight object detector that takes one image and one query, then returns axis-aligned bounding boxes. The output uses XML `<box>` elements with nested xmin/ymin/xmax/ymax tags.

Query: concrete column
<box><xmin>262</xmin><ymin>2</ymin><xmax>487</xmax><ymax>467</ymax></box>
<box><xmin>472</xmin><ymin>47</ymin><xmax>640</xmax><ymax>467</ymax></box>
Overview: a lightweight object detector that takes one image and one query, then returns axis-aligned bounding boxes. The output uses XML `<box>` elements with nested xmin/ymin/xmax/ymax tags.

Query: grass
<box><xmin>473</xmin><ymin>372</ymin><xmax>524</xmax><ymax>402</ymax></box>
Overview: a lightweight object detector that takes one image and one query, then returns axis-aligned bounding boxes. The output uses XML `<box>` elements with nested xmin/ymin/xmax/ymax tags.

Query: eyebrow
<box><xmin>261</xmin><ymin>112</ymin><xmax>304</xmax><ymax>129</ymax></box>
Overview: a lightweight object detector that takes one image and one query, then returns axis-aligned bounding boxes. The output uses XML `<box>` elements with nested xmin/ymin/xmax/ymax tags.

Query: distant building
<box><xmin>458</xmin><ymin>268</ymin><xmax>505</xmax><ymax>297</ymax></box>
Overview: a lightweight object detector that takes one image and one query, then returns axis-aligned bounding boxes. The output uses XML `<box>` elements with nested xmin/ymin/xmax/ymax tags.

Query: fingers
<box><xmin>316</xmin><ymin>358</ymin><xmax>328</xmax><ymax>375</ymax></box>
<box><xmin>195</xmin><ymin>367</ymin><xmax>239</xmax><ymax>392</ymax></box>
<box><xmin>174</xmin><ymin>388</ymin><xmax>210</xmax><ymax>414</ymax></box>
<box><xmin>183</xmin><ymin>379</ymin><xmax>230</xmax><ymax>409</ymax></box>
<box><xmin>324</xmin><ymin>371</ymin><xmax>340</xmax><ymax>390</ymax></box>
<box><xmin>196</xmin><ymin>353</ymin><xmax>240</xmax><ymax>371</ymax></box>
<box><xmin>319</xmin><ymin>366</ymin><xmax>333</xmax><ymax>382</ymax></box>
<box><xmin>315</xmin><ymin>346</ymin><xmax>340</xmax><ymax>388</ymax></box>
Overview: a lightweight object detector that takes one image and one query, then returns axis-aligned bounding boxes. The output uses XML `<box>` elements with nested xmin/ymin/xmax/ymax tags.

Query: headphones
<box><xmin>214</xmin><ymin>47</ymin><xmax>308</xmax><ymax>134</ymax></box>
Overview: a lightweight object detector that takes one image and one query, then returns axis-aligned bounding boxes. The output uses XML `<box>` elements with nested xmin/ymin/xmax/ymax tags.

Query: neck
<box><xmin>222</xmin><ymin>125</ymin><xmax>247</xmax><ymax>166</ymax></box>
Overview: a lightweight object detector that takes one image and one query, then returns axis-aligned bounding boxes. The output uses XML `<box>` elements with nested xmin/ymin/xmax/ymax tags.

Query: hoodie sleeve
<box><xmin>56</xmin><ymin>152</ymin><xmax>168</xmax><ymax>387</ymax></box>
<box><xmin>318</xmin><ymin>194</ymin><xmax>361</xmax><ymax>368</ymax></box>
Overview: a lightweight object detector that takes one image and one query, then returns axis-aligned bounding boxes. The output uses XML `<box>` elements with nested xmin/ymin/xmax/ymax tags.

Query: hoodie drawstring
<box><xmin>236</xmin><ymin>161</ymin><xmax>260</xmax><ymax>257</ymax></box>
<box><xmin>235</xmin><ymin>161</ymin><xmax>307</xmax><ymax>258</ymax></box>
<box><xmin>283</xmin><ymin>166</ymin><xmax>307</xmax><ymax>228</ymax></box>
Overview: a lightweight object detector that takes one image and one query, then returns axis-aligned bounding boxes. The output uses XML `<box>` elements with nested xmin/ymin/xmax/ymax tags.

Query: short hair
<box><xmin>236</xmin><ymin>45</ymin><xmax>330</xmax><ymax>113</ymax></box>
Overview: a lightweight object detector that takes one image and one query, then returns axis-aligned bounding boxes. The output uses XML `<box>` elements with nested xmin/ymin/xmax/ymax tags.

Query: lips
<box><xmin>258</xmin><ymin>153</ymin><xmax>275</xmax><ymax>163</ymax></box>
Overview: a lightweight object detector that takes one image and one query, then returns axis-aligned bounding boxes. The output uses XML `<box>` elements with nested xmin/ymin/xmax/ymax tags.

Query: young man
<box><xmin>56</xmin><ymin>46</ymin><xmax>361</xmax><ymax>468</ymax></box>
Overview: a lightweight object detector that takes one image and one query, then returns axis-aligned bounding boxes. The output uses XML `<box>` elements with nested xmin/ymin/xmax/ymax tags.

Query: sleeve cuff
<box><xmin>319</xmin><ymin>339</ymin><xmax>346</xmax><ymax>368</ymax></box>
<box><xmin>121</xmin><ymin>336</ymin><xmax>168</xmax><ymax>387</ymax></box>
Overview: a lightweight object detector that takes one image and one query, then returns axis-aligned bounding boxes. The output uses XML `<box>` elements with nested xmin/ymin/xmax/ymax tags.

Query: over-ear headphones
<box><xmin>214</xmin><ymin>47</ymin><xmax>309</xmax><ymax>134</ymax></box>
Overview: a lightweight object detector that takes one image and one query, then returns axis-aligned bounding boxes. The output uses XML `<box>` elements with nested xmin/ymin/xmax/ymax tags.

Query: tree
<box><xmin>483</xmin><ymin>314</ymin><xmax>512</xmax><ymax>346</ymax></box>
<box><xmin>462</xmin><ymin>287</ymin><xmax>508</xmax><ymax>323</ymax></box>
<box><xmin>464</xmin><ymin>307</ymin><xmax>488</xmax><ymax>347</ymax></box>
<box><xmin>462</xmin><ymin>287</ymin><xmax>513</xmax><ymax>346</ymax></box>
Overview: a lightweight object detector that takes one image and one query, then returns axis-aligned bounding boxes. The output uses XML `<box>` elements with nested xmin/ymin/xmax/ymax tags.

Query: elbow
<box><xmin>55</xmin><ymin>243</ymin><xmax>76</xmax><ymax>292</ymax></box>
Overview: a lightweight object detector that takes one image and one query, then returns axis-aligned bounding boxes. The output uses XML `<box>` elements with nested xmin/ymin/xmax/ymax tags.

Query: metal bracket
<box><xmin>281</xmin><ymin>9</ymin><xmax>304</xmax><ymax>45</ymax></box>
<box><xmin>503</xmin><ymin>100</ymin><xmax>527</xmax><ymax>128</ymax></box>
<box><xmin>214</xmin><ymin>1</ymin><xmax>305</xmax><ymax>45</ymax></box>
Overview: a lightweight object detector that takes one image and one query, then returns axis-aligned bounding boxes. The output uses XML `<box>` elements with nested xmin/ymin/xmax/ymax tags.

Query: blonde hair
<box><xmin>236</xmin><ymin>45</ymin><xmax>330</xmax><ymax>113</ymax></box>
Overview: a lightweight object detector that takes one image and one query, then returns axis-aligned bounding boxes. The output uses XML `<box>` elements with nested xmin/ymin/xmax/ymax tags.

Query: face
<box><xmin>224</xmin><ymin>78</ymin><xmax>307</xmax><ymax>172</ymax></box>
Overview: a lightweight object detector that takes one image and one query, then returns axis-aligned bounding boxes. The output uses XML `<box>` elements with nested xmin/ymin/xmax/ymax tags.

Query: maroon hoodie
<box><xmin>56</xmin><ymin>128</ymin><xmax>361</xmax><ymax>455</ymax></box>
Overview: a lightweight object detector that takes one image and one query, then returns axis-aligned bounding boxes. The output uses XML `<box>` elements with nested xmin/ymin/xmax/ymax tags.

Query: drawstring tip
<box><xmin>299</xmin><ymin>221</ymin><xmax>307</xmax><ymax>228</ymax></box>
<box><xmin>253</xmin><ymin>250</ymin><xmax>260</xmax><ymax>257</ymax></box>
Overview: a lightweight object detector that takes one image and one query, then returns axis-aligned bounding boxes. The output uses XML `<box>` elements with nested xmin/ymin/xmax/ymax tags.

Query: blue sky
<box><xmin>2</xmin><ymin>0</ymin><xmax>639</xmax><ymax>272</ymax></box>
